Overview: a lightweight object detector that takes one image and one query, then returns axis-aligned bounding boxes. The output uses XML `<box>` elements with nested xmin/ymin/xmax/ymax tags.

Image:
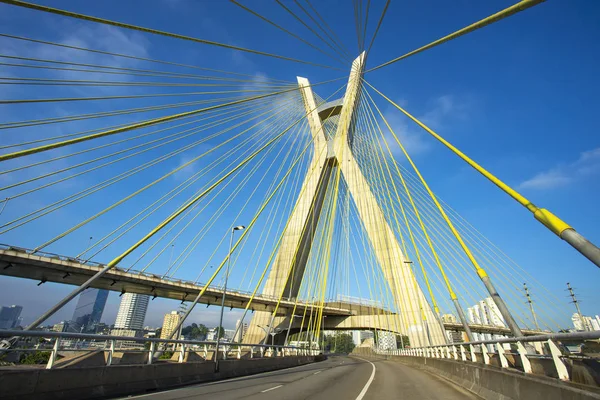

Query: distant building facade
<box><xmin>114</xmin><ymin>293</ymin><xmax>149</xmax><ymax>331</ymax></box>
<box><xmin>70</xmin><ymin>288</ymin><xmax>109</xmax><ymax>333</ymax></box>
<box><xmin>572</xmin><ymin>313</ymin><xmax>600</xmax><ymax>332</ymax></box>
<box><xmin>377</xmin><ymin>331</ymin><xmax>397</xmax><ymax>351</ymax></box>
<box><xmin>0</xmin><ymin>305</ymin><xmax>22</xmax><ymax>329</ymax></box>
<box><xmin>160</xmin><ymin>311</ymin><xmax>181</xmax><ymax>340</ymax></box>
<box><xmin>52</xmin><ymin>321</ymin><xmax>69</xmax><ymax>332</ymax></box>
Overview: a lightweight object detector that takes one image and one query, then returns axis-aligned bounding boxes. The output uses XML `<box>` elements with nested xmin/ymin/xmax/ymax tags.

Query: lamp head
<box><xmin>233</xmin><ymin>225</ymin><xmax>245</xmax><ymax>231</ymax></box>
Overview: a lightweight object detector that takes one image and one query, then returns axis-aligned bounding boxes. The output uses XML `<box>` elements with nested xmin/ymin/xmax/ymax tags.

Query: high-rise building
<box><xmin>0</xmin><ymin>305</ymin><xmax>23</xmax><ymax>329</ymax></box>
<box><xmin>114</xmin><ymin>293</ymin><xmax>149</xmax><ymax>331</ymax></box>
<box><xmin>160</xmin><ymin>311</ymin><xmax>181</xmax><ymax>340</ymax></box>
<box><xmin>377</xmin><ymin>331</ymin><xmax>397</xmax><ymax>351</ymax></box>
<box><xmin>70</xmin><ymin>289</ymin><xmax>108</xmax><ymax>333</ymax></box>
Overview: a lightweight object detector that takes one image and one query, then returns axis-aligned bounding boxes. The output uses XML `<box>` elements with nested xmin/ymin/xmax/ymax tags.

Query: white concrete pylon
<box><xmin>244</xmin><ymin>53</ymin><xmax>446</xmax><ymax>347</ymax></box>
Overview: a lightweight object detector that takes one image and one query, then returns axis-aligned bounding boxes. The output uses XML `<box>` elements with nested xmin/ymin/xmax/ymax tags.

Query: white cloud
<box><xmin>519</xmin><ymin>147</ymin><xmax>600</xmax><ymax>190</ymax></box>
<box><xmin>382</xmin><ymin>94</ymin><xmax>470</xmax><ymax>156</ymax></box>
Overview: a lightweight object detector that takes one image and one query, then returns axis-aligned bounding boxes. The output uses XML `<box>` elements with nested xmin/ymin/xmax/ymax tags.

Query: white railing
<box><xmin>0</xmin><ymin>329</ymin><xmax>318</xmax><ymax>370</ymax></box>
<box><xmin>375</xmin><ymin>330</ymin><xmax>600</xmax><ymax>382</ymax></box>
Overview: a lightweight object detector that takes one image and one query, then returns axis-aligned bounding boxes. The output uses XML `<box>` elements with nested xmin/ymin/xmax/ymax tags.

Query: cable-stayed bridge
<box><xmin>0</xmin><ymin>1</ymin><xmax>599</xmax><ymax>399</ymax></box>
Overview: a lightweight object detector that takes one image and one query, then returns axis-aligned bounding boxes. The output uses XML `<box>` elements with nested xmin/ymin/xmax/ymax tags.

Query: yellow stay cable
<box><xmin>0</xmin><ymin>33</ymin><xmax>294</xmax><ymax>83</ymax></box>
<box><xmin>83</xmin><ymin>109</ymin><xmax>290</xmax><ymax>264</ymax></box>
<box><xmin>366</xmin><ymin>0</ymin><xmax>545</xmax><ymax>73</ymax></box>
<box><xmin>0</xmin><ymin>0</ymin><xmax>339</xmax><ymax>70</ymax></box>
<box><xmin>353</xmin><ymin>102</ymin><xmax>421</xmax><ymax>342</ymax></box>
<box><xmin>230</xmin><ymin>0</ymin><xmax>345</xmax><ymax>65</ymax></box>
<box><xmin>32</xmin><ymin>101</ymin><xmax>297</xmax><ymax>252</ymax></box>
<box><xmin>364</xmin><ymin>83</ymin><xmax>525</xmax><ymax>338</ymax></box>
<box><xmin>365</xmin><ymin>0</ymin><xmax>390</xmax><ymax>54</ymax></box>
<box><xmin>0</xmin><ymin>86</ymin><xmax>302</xmax><ymax>162</ymax></box>
<box><xmin>0</xmin><ymin>102</ymin><xmax>271</xmax><ymax>192</ymax></box>
<box><xmin>0</xmin><ymin>61</ymin><xmax>294</xmax><ymax>87</ymax></box>
<box><xmin>298</xmin><ymin>0</ymin><xmax>354</xmax><ymax>60</ymax></box>
<box><xmin>362</xmin><ymin>92</ymin><xmax>452</xmax><ymax>312</ymax></box>
<box><xmin>0</xmin><ymin>100</ymin><xmax>262</xmax><ymax>175</ymax></box>
<box><xmin>0</xmin><ymin>93</ymin><xmax>275</xmax><ymax>130</ymax></box>
<box><xmin>274</xmin><ymin>0</ymin><xmax>352</xmax><ymax>63</ymax></box>
<box><xmin>0</xmin><ymin>99</ymin><xmax>289</xmax><ymax>234</ymax></box>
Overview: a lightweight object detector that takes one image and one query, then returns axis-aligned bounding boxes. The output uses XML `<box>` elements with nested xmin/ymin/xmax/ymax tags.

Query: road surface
<box><xmin>120</xmin><ymin>355</ymin><xmax>480</xmax><ymax>399</ymax></box>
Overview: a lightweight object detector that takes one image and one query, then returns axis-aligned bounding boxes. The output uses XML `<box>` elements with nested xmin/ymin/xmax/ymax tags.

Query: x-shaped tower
<box><xmin>244</xmin><ymin>53</ymin><xmax>446</xmax><ymax>347</ymax></box>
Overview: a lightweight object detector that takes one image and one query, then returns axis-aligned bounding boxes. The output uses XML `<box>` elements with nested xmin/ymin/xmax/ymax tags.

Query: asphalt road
<box><xmin>121</xmin><ymin>355</ymin><xmax>480</xmax><ymax>400</ymax></box>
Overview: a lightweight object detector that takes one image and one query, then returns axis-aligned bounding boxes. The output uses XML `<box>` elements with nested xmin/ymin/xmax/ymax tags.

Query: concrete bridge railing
<box><xmin>367</xmin><ymin>330</ymin><xmax>600</xmax><ymax>400</ymax></box>
<box><xmin>0</xmin><ymin>329</ymin><xmax>320</xmax><ymax>369</ymax></box>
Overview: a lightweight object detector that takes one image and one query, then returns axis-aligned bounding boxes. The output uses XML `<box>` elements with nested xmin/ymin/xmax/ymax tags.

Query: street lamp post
<box><xmin>215</xmin><ymin>225</ymin><xmax>244</xmax><ymax>372</ymax></box>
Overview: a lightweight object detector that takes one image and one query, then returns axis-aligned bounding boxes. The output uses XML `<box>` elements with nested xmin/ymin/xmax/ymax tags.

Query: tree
<box><xmin>396</xmin><ymin>334</ymin><xmax>410</xmax><ymax>349</ymax></box>
<box><xmin>20</xmin><ymin>351</ymin><xmax>51</xmax><ymax>365</ymax></box>
<box><xmin>182</xmin><ymin>323</ymin><xmax>208</xmax><ymax>339</ymax></box>
<box><xmin>214</xmin><ymin>326</ymin><xmax>225</xmax><ymax>339</ymax></box>
<box><xmin>324</xmin><ymin>333</ymin><xmax>355</xmax><ymax>354</ymax></box>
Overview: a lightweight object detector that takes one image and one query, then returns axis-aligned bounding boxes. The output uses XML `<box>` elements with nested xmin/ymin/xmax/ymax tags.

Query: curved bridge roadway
<box><xmin>119</xmin><ymin>355</ymin><xmax>479</xmax><ymax>400</ymax></box>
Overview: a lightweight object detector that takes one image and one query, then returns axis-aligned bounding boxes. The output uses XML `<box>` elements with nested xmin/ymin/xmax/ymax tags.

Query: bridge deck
<box><xmin>0</xmin><ymin>247</ymin><xmax>379</xmax><ymax>317</ymax></box>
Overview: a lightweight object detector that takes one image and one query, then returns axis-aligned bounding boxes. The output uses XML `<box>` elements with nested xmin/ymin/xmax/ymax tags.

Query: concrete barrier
<box><xmin>0</xmin><ymin>356</ymin><xmax>316</xmax><ymax>400</ymax></box>
<box><xmin>352</xmin><ymin>349</ymin><xmax>600</xmax><ymax>400</ymax></box>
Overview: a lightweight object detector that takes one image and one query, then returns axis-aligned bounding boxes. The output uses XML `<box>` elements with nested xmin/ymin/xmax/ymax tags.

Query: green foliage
<box><xmin>181</xmin><ymin>323</ymin><xmax>208</xmax><ymax>339</ymax></box>
<box><xmin>159</xmin><ymin>351</ymin><xmax>173</xmax><ymax>359</ymax></box>
<box><xmin>396</xmin><ymin>334</ymin><xmax>410</xmax><ymax>348</ymax></box>
<box><xmin>20</xmin><ymin>351</ymin><xmax>51</xmax><ymax>365</ymax></box>
<box><xmin>324</xmin><ymin>333</ymin><xmax>355</xmax><ymax>354</ymax></box>
<box><xmin>214</xmin><ymin>326</ymin><xmax>225</xmax><ymax>339</ymax></box>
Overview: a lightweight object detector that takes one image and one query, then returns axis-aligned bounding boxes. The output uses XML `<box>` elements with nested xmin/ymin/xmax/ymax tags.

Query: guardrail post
<box><xmin>250</xmin><ymin>347</ymin><xmax>254</xmax><ymax>359</ymax></box>
<box><xmin>237</xmin><ymin>346</ymin><xmax>241</xmax><ymax>359</ymax></box>
<box><xmin>445</xmin><ymin>346</ymin><xmax>451</xmax><ymax>359</ymax></box>
<box><xmin>46</xmin><ymin>338</ymin><xmax>60</xmax><ymax>369</ymax></box>
<box><xmin>469</xmin><ymin>344</ymin><xmax>477</xmax><ymax>362</ymax></box>
<box><xmin>148</xmin><ymin>342</ymin><xmax>155</xmax><ymax>365</ymax></box>
<box><xmin>223</xmin><ymin>345</ymin><xmax>227</xmax><ymax>360</ymax></box>
<box><xmin>533</xmin><ymin>341</ymin><xmax>544</xmax><ymax>355</ymax></box>
<box><xmin>481</xmin><ymin>344</ymin><xmax>490</xmax><ymax>365</ymax></box>
<box><xmin>516</xmin><ymin>341</ymin><xmax>532</xmax><ymax>374</ymax></box>
<box><xmin>547</xmin><ymin>339</ymin><xmax>569</xmax><ymax>381</ymax></box>
<box><xmin>460</xmin><ymin>345</ymin><xmax>466</xmax><ymax>361</ymax></box>
<box><xmin>260</xmin><ymin>347</ymin><xmax>264</xmax><ymax>358</ymax></box>
<box><xmin>496</xmin><ymin>342</ymin><xmax>508</xmax><ymax>368</ymax></box>
<box><xmin>178</xmin><ymin>343</ymin><xmax>186</xmax><ymax>363</ymax></box>
<box><xmin>452</xmin><ymin>345</ymin><xmax>458</xmax><ymax>360</ymax></box>
<box><xmin>106</xmin><ymin>339</ymin><xmax>115</xmax><ymax>366</ymax></box>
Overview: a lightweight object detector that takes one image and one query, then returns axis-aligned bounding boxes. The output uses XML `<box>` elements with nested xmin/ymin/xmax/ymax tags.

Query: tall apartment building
<box><xmin>160</xmin><ymin>311</ymin><xmax>181</xmax><ymax>340</ymax></box>
<box><xmin>114</xmin><ymin>293</ymin><xmax>149</xmax><ymax>331</ymax></box>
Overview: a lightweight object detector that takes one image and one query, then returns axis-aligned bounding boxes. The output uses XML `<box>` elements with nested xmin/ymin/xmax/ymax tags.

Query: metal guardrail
<box><xmin>0</xmin><ymin>329</ymin><xmax>318</xmax><ymax>369</ymax></box>
<box><xmin>375</xmin><ymin>331</ymin><xmax>600</xmax><ymax>382</ymax></box>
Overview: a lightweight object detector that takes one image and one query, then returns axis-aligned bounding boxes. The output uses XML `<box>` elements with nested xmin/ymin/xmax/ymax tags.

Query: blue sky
<box><xmin>0</xmin><ymin>0</ymin><xmax>598</xmax><ymax>330</ymax></box>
